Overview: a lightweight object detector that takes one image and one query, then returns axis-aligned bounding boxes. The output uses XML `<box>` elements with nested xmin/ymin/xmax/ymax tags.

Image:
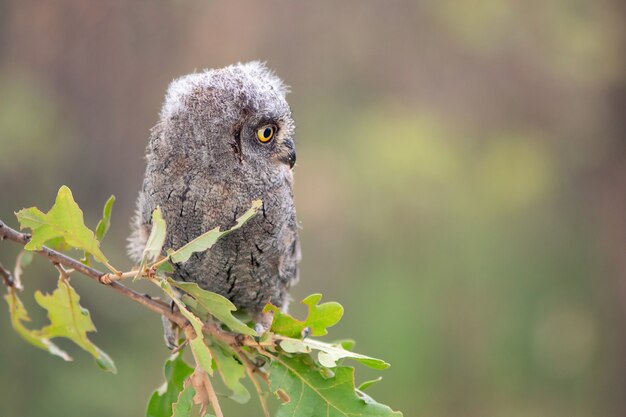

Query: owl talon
<box><xmin>253</xmin><ymin>323</ymin><xmax>266</xmax><ymax>342</ymax></box>
<box><xmin>162</xmin><ymin>300</ymin><xmax>180</xmax><ymax>350</ymax></box>
<box><xmin>301</xmin><ymin>326</ymin><xmax>311</xmax><ymax>339</ymax></box>
<box><xmin>234</xmin><ymin>333</ymin><xmax>246</xmax><ymax>346</ymax></box>
<box><xmin>252</xmin><ymin>310</ymin><xmax>273</xmax><ymax>341</ymax></box>
<box><xmin>254</xmin><ymin>356</ymin><xmax>267</xmax><ymax>368</ymax></box>
<box><xmin>162</xmin><ymin>315</ymin><xmax>179</xmax><ymax>350</ymax></box>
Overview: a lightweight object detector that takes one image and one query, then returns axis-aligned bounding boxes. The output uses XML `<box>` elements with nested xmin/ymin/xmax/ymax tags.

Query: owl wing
<box><xmin>279</xmin><ymin>225</ymin><xmax>301</xmax><ymax>288</ymax></box>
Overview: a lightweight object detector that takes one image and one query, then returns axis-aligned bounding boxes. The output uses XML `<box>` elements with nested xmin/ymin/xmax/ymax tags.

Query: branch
<box><xmin>0</xmin><ymin>220</ymin><xmax>272</xmax><ymax>348</ymax></box>
<box><xmin>0</xmin><ymin>220</ymin><xmax>186</xmax><ymax>328</ymax></box>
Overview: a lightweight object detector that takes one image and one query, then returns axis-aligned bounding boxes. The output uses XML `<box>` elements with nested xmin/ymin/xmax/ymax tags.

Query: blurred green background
<box><xmin>1</xmin><ymin>1</ymin><xmax>625</xmax><ymax>416</ymax></box>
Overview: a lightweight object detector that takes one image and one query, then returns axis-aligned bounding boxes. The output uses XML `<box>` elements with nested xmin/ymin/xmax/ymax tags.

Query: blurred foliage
<box><xmin>0</xmin><ymin>72</ymin><xmax>71</xmax><ymax>172</ymax></box>
<box><xmin>1</xmin><ymin>1</ymin><xmax>625</xmax><ymax>417</ymax></box>
<box><xmin>433</xmin><ymin>0</ymin><xmax>621</xmax><ymax>84</ymax></box>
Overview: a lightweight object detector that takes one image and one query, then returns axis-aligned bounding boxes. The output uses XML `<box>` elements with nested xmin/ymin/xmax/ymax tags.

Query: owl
<box><xmin>128</xmin><ymin>62</ymin><xmax>300</xmax><ymax>326</ymax></box>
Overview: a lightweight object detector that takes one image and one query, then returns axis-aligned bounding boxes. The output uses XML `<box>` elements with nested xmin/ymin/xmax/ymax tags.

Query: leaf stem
<box><xmin>103</xmin><ymin>261</ymin><xmax>121</xmax><ymax>275</ymax></box>
<box><xmin>201</xmin><ymin>370</ymin><xmax>224</xmax><ymax>417</ymax></box>
<box><xmin>149</xmin><ymin>256</ymin><xmax>169</xmax><ymax>269</ymax></box>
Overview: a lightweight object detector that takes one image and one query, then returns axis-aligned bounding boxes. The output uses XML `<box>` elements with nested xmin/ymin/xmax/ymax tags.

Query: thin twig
<box><xmin>0</xmin><ymin>261</ymin><xmax>14</xmax><ymax>288</ymax></box>
<box><xmin>53</xmin><ymin>263</ymin><xmax>71</xmax><ymax>280</ymax></box>
<box><xmin>150</xmin><ymin>256</ymin><xmax>170</xmax><ymax>269</ymax></box>
<box><xmin>235</xmin><ymin>346</ymin><xmax>271</xmax><ymax>417</ymax></box>
<box><xmin>99</xmin><ymin>270</ymin><xmax>139</xmax><ymax>284</ymax></box>
<box><xmin>103</xmin><ymin>260</ymin><xmax>121</xmax><ymax>275</ymax></box>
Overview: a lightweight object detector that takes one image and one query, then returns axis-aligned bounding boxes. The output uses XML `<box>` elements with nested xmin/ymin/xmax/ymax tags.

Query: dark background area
<box><xmin>1</xmin><ymin>1</ymin><xmax>626</xmax><ymax>416</ymax></box>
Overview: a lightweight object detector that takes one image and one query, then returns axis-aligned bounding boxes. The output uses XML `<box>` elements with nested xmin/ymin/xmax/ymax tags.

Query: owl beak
<box><xmin>287</xmin><ymin>149</ymin><xmax>297</xmax><ymax>169</ymax></box>
<box><xmin>280</xmin><ymin>138</ymin><xmax>297</xmax><ymax>169</ymax></box>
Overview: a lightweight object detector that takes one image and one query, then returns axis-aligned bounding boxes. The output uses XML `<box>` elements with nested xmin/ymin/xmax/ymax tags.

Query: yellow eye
<box><xmin>256</xmin><ymin>125</ymin><xmax>275</xmax><ymax>143</ymax></box>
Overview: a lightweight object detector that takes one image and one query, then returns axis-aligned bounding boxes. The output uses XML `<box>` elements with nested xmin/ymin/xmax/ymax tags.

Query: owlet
<box><xmin>128</xmin><ymin>62</ymin><xmax>300</xmax><ymax>319</ymax></box>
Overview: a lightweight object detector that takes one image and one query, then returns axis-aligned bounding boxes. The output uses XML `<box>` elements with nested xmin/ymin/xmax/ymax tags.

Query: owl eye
<box><xmin>256</xmin><ymin>125</ymin><xmax>276</xmax><ymax>143</ymax></box>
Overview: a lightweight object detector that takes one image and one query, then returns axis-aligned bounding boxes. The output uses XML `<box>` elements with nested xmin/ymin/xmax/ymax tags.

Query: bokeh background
<box><xmin>1</xmin><ymin>1</ymin><xmax>625</xmax><ymax>416</ymax></box>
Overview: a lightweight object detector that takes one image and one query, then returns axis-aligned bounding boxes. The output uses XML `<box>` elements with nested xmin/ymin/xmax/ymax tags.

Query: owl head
<box><xmin>152</xmin><ymin>62</ymin><xmax>296</xmax><ymax>179</ymax></box>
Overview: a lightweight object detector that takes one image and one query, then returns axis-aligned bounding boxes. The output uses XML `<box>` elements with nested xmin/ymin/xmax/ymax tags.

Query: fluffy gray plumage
<box><xmin>128</xmin><ymin>62</ymin><xmax>300</xmax><ymax>315</ymax></box>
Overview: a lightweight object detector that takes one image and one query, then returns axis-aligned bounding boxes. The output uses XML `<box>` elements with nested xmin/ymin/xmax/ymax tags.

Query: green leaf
<box><xmin>172</xmin><ymin>385</ymin><xmax>196</xmax><ymax>417</ymax></box>
<box><xmin>33</xmin><ymin>277</ymin><xmax>116</xmax><ymax>373</ymax></box>
<box><xmin>136</xmin><ymin>206</ymin><xmax>167</xmax><ymax>279</ymax></box>
<box><xmin>269</xmin><ymin>355</ymin><xmax>402</xmax><ymax>417</ymax></box>
<box><xmin>211</xmin><ymin>342</ymin><xmax>250</xmax><ymax>404</ymax></box>
<box><xmin>170</xmin><ymin>279</ymin><xmax>256</xmax><ymax>336</ymax></box>
<box><xmin>264</xmin><ymin>294</ymin><xmax>344</xmax><ymax>338</ymax></box>
<box><xmin>147</xmin><ymin>351</ymin><xmax>194</xmax><ymax>417</ymax></box>
<box><xmin>189</xmin><ymin>337</ymin><xmax>213</xmax><ymax>375</ymax></box>
<box><xmin>15</xmin><ymin>186</ymin><xmax>108</xmax><ymax>263</ymax></box>
<box><xmin>83</xmin><ymin>195</ymin><xmax>115</xmax><ymax>266</ymax></box>
<box><xmin>305</xmin><ymin>338</ymin><xmax>389</xmax><ymax>370</ymax></box>
<box><xmin>332</xmin><ymin>339</ymin><xmax>356</xmax><ymax>351</ymax></box>
<box><xmin>3</xmin><ymin>289</ymin><xmax>71</xmax><ymax>361</ymax></box>
<box><xmin>15</xmin><ymin>205</ymin><xmax>49</xmax><ymax>229</ymax></box>
<box><xmin>279</xmin><ymin>338</ymin><xmax>311</xmax><ymax>354</ymax></box>
<box><xmin>155</xmin><ymin>261</ymin><xmax>174</xmax><ymax>276</ymax></box>
<box><xmin>169</xmin><ymin>200</ymin><xmax>262</xmax><ymax>264</ymax></box>
<box><xmin>159</xmin><ymin>279</ymin><xmax>213</xmax><ymax>375</ymax></box>
<box><xmin>143</xmin><ymin>206</ymin><xmax>167</xmax><ymax>262</ymax></box>
<box><xmin>46</xmin><ymin>236</ymin><xmax>73</xmax><ymax>252</ymax></box>
<box><xmin>358</xmin><ymin>377</ymin><xmax>383</xmax><ymax>391</ymax></box>
<box><xmin>95</xmin><ymin>195</ymin><xmax>115</xmax><ymax>241</ymax></box>
<box><xmin>278</xmin><ymin>338</ymin><xmax>389</xmax><ymax>370</ymax></box>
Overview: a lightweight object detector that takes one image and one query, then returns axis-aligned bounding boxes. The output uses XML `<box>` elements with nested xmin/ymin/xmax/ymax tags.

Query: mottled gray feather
<box><xmin>129</xmin><ymin>62</ymin><xmax>300</xmax><ymax>314</ymax></box>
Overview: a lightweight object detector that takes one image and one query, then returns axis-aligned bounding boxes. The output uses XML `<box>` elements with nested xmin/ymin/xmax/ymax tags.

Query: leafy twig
<box><xmin>0</xmin><ymin>220</ymin><xmax>274</xmax><ymax>350</ymax></box>
<box><xmin>0</xmin><ymin>220</ymin><xmax>186</xmax><ymax>328</ymax></box>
